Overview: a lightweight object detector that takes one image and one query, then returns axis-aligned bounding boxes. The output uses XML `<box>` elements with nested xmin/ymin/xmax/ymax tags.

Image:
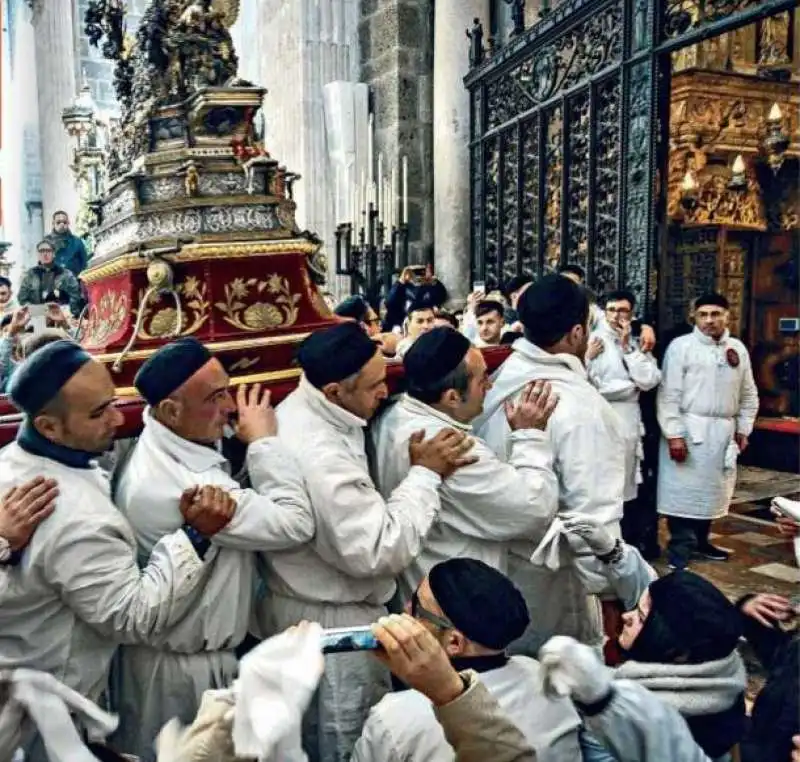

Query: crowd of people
<box><xmin>0</xmin><ymin>264</ymin><xmax>797</xmax><ymax>762</ymax></box>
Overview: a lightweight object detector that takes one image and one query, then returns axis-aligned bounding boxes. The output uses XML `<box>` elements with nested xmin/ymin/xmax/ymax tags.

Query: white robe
<box><xmin>656</xmin><ymin>328</ymin><xmax>759</xmax><ymax>520</ymax></box>
<box><xmin>111</xmin><ymin>411</ymin><xmax>315</xmax><ymax>761</ymax></box>
<box><xmin>0</xmin><ymin>443</ymin><xmax>204</xmax><ymax>761</ymax></box>
<box><xmin>474</xmin><ymin>339</ymin><xmax>626</xmax><ymax>654</ymax></box>
<box><xmin>352</xmin><ymin>656</ymin><xmax>582</xmax><ymax>762</ymax></box>
<box><xmin>587</xmin><ymin>323</ymin><xmax>661</xmax><ymax>501</ymax></box>
<box><xmin>264</xmin><ymin>376</ymin><xmax>444</xmax><ymax>762</ymax></box>
<box><xmin>370</xmin><ymin>394</ymin><xmax>558</xmax><ymax>601</ymax></box>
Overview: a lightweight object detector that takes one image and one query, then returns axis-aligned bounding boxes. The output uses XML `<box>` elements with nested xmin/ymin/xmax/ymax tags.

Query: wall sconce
<box><xmin>763</xmin><ymin>102</ymin><xmax>789</xmax><ymax>174</ymax></box>
<box><xmin>727</xmin><ymin>154</ymin><xmax>747</xmax><ymax>192</ymax></box>
<box><xmin>680</xmin><ymin>169</ymin><xmax>699</xmax><ymax>210</ymax></box>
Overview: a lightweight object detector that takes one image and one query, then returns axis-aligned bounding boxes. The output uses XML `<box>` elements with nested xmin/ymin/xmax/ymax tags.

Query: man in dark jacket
<box><xmin>17</xmin><ymin>240</ymin><xmax>85</xmax><ymax>317</ymax></box>
<box><xmin>47</xmin><ymin>211</ymin><xmax>89</xmax><ymax>277</ymax></box>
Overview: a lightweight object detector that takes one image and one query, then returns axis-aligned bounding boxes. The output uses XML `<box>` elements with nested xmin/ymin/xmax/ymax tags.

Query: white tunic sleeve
<box><xmin>440</xmin><ymin>431</ymin><xmax>558</xmax><ymax>543</ymax></box>
<box><xmin>735</xmin><ymin>347</ymin><xmax>759</xmax><ymax>437</ymax></box>
<box><xmin>623</xmin><ymin>349</ymin><xmax>661</xmax><ymax>392</ymax></box>
<box><xmin>206</xmin><ymin>437</ymin><xmax>315</xmax><ymax>551</ymax></box>
<box><xmin>351</xmin><ymin>711</ymin><xmax>401</xmax><ymax>762</ymax></box>
<box><xmin>656</xmin><ymin>342</ymin><xmax>686</xmax><ymax>439</ymax></box>
<box><xmin>584</xmin><ymin>681</ymin><xmax>712</xmax><ymax>762</ymax></box>
<box><xmin>42</xmin><ymin>516</ymin><xmax>203</xmax><ymax>643</ymax></box>
<box><xmin>308</xmin><ymin>449</ymin><xmax>442</xmax><ymax>579</ymax></box>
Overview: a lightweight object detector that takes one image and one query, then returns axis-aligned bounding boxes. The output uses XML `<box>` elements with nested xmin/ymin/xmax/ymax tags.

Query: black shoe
<box><xmin>694</xmin><ymin>544</ymin><xmax>730</xmax><ymax>562</ymax></box>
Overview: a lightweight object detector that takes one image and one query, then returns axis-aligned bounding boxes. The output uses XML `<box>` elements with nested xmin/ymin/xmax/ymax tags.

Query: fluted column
<box><xmin>30</xmin><ymin>0</ymin><xmax>77</xmax><ymax>225</ymax></box>
<box><xmin>433</xmin><ymin>0</ymin><xmax>489</xmax><ymax>303</ymax></box>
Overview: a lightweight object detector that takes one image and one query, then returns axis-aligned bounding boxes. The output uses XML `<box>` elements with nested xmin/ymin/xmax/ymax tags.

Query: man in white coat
<box><xmin>371</xmin><ymin>326</ymin><xmax>560</xmax><ymax>601</ymax></box>
<box><xmin>587</xmin><ymin>289</ymin><xmax>661</xmax><ymax>552</ymax></box>
<box><xmin>352</xmin><ymin>558</ymin><xmax>582</xmax><ymax>762</ymax></box>
<box><xmin>474</xmin><ymin>275</ymin><xmax>627</xmax><ymax>656</ymax></box>
<box><xmin>112</xmin><ymin>338</ymin><xmax>316</xmax><ymax>760</ymax></box>
<box><xmin>266</xmin><ymin>323</ymin><xmax>477</xmax><ymax>762</ymax></box>
<box><xmin>0</xmin><ymin>341</ymin><xmax>235</xmax><ymax>761</ymax></box>
<box><xmin>657</xmin><ymin>292</ymin><xmax>759</xmax><ymax>570</ymax></box>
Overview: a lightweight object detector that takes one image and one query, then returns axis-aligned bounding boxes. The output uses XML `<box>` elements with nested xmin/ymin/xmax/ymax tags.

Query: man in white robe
<box><xmin>352</xmin><ymin>558</ymin><xmax>582</xmax><ymax>762</ymax></box>
<box><xmin>265</xmin><ymin>323</ymin><xmax>476</xmax><ymax>762</ymax></box>
<box><xmin>371</xmin><ymin>327</ymin><xmax>559</xmax><ymax>601</ymax></box>
<box><xmin>657</xmin><ymin>292</ymin><xmax>759</xmax><ymax>570</ymax></box>
<box><xmin>474</xmin><ymin>275</ymin><xmax>626</xmax><ymax>655</ymax></box>
<box><xmin>0</xmin><ymin>341</ymin><xmax>235</xmax><ymax>761</ymax></box>
<box><xmin>587</xmin><ymin>289</ymin><xmax>661</xmax><ymax>551</ymax></box>
<box><xmin>112</xmin><ymin>338</ymin><xmax>316</xmax><ymax>761</ymax></box>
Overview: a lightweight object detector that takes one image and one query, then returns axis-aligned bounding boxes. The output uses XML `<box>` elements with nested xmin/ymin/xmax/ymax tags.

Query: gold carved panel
<box><xmin>214</xmin><ymin>275</ymin><xmax>301</xmax><ymax>332</ymax></box>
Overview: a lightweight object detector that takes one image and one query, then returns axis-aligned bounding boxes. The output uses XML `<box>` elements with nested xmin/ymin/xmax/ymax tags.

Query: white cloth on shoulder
<box><xmin>0</xmin><ymin>669</ymin><xmax>118</xmax><ymax>762</ymax></box>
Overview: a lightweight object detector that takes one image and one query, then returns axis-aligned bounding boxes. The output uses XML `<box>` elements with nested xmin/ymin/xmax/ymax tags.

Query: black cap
<box><xmin>134</xmin><ymin>337</ymin><xmax>213</xmax><ymax>406</ymax></box>
<box><xmin>404</xmin><ymin>327</ymin><xmax>471</xmax><ymax>386</ymax></box>
<box><xmin>9</xmin><ymin>340</ymin><xmax>93</xmax><ymax>416</ymax></box>
<box><xmin>334</xmin><ymin>295</ymin><xmax>370</xmax><ymax>323</ymax></box>
<box><xmin>297</xmin><ymin>322</ymin><xmax>378</xmax><ymax>389</ymax></box>
<box><xmin>625</xmin><ymin>571</ymin><xmax>742</xmax><ymax>664</ymax></box>
<box><xmin>695</xmin><ymin>292</ymin><xmax>730</xmax><ymax>310</ymax></box>
<box><xmin>428</xmin><ymin>558</ymin><xmax>529</xmax><ymax>650</ymax></box>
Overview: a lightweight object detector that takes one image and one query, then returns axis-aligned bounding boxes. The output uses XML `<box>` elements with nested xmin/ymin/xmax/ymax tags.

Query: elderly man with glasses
<box><xmin>352</xmin><ymin>558</ymin><xmax>583</xmax><ymax>762</ymax></box>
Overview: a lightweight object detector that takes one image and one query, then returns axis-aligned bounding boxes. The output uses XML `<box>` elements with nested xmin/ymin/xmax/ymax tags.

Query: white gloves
<box><xmin>539</xmin><ymin>636</ymin><xmax>612</xmax><ymax>705</ymax></box>
<box><xmin>772</xmin><ymin>496</ymin><xmax>800</xmax><ymax>522</ymax></box>
<box><xmin>562</xmin><ymin>516</ymin><xmax>617</xmax><ymax>557</ymax></box>
<box><xmin>156</xmin><ymin>689</ymin><xmax>236</xmax><ymax>762</ymax></box>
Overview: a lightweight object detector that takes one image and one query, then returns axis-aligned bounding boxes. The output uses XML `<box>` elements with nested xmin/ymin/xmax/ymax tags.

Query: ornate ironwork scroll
<box><xmin>468</xmin><ymin>0</ymin><xmax>637</xmax><ymax>295</ymax></box>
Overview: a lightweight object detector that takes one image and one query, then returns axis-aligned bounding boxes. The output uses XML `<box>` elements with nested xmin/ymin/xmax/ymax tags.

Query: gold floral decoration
<box><xmin>82</xmin><ymin>290</ymin><xmax>130</xmax><ymax>348</ymax></box>
<box><xmin>229</xmin><ymin>356</ymin><xmax>260</xmax><ymax>372</ymax></box>
<box><xmin>135</xmin><ymin>275</ymin><xmax>210</xmax><ymax>339</ymax></box>
<box><xmin>215</xmin><ymin>274</ymin><xmax>300</xmax><ymax>332</ymax></box>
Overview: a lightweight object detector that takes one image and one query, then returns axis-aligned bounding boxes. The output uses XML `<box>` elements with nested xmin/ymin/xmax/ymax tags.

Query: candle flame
<box><xmin>768</xmin><ymin>103</ymin><xmax>782</xmax><ymax>122</ymax></box>
<box><xmin>732</xmin><ymin>154</ymin><xmax>746</xmax><ymax>175</ymax></box>
<box><xmin>681</xmin><ymin>170</ymin><xmax>698</xmax><ymax>192</ymax></box>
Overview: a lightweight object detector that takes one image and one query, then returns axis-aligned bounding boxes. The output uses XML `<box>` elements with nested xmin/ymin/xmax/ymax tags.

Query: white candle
<box><xmin>378</xmin><ymin>153</ymin><xmax>384</xmax><ymax>207</ymax></box>
<box><xmin>335</xmin><ymin>165</ymin><xmax>340</xmax><ymax>223</ymax></box>
<box><xmin>368</xmin><ymin>112</ymin><xmax>374</xmax><ymax>185</ymax></box>
<box><xmin>402</xmin><ymin>156</ymin><xmax>408</xmax><ymax>225</ymax></box>
<box><xmin>390</xmin><ymin>166</ymin><xmax>396</xmax><ymax>229</ymax></box>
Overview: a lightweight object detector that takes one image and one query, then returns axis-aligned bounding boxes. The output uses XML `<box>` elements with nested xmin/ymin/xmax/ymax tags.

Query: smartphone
<box><xmin>473</xmin><ymin>280</ymin><xmax>486</xmax><ymax>293</ymax></box>
<box><xmin>320</xmin><ymin>626</ymin><xmax>380</xmax><ymax>654</ymax></box>
<box><xmin>27</xmin><ymin>304</ymin><xmax>47</xmax><ymax>318</ymax></box>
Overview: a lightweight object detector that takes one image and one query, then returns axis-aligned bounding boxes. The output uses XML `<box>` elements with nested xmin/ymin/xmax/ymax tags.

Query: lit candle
<box><xmin>768</xmin><ymin>102</ymin><xmax>782</xmax><ymax>122</ymax></box>
<box><xmin>681</xmin><ymin>169</ymin><xmax>698</xmax><ymax>193</ymax></box>
<box><xmin>402</xmin><ymin>155</ymin><xmax>408</xmax><ymax>225</ymax></box>
<box><xmin>368</xmin><ymin>112</ymin><xmax>374</xmax><ymax>184</ymax></box>
<box><xmin>731</xmin><ymin>154</ymin><xmax>746</xmax><ymax>175</ymax></box>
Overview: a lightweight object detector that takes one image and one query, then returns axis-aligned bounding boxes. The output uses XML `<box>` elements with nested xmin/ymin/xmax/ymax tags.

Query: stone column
<box><xmin>433</xmin><ymin>0</ymin><xmax>489</xmax><ymax>304</ymax></box>
<box><xmin>359</xmin><ymin>0</ymin><xmax>434</xmax><ymax>264</ymax></box>
<box><xmin>30</xmin><ymin>0</ymin><xmax>78</xmax><ymax>225</ymax></box>
<box><xmin>232</xmin><ymin>0</ymin><xmax>361</xmax><ymax>286</ymax></box>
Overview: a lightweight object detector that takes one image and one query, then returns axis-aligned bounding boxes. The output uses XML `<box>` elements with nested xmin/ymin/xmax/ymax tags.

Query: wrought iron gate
<box><xmin>466</xmin><ymin>0</ymin><xmax>799</xmax><ymax>312</ymax></box>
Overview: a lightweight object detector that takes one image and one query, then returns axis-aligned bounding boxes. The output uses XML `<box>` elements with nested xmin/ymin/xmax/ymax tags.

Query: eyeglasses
<box><xmin>411</xmin><ymin>588</ymin><xmax>455</xmax><ymax>630</ymax></box>
<box><xmin>605</xmin><ymin>306</ymin><xmax>631</xmax><ymax>315</ymax></box>
<box><xmin>38</xmin><ymin>248</ymin><xmax>54</xmax><ymax>254</ymax></box>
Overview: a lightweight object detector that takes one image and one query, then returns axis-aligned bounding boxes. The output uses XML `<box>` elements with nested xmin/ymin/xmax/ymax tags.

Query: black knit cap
<box><xmin>428</xmin><ymin>558</ymin><xmax>529</xmax><ymax>650</ymax></box>
<box><xmin>334</xmin><ymin>295</ymin><xmax>370</xmax><ymax>323</ymax></box>
<box><xmin>297</xmin><ymin>322</ymin><xmax>378</xmax><ymax>389</ymax></box>
<box><xmin>695</xmin><ymin>292</ymin><xmax>730</xmax><ymax>310</ymax></box>
<box><xmin>8</xmin><ymin>340</ymin><xmax>93</xmax><ymax>416</ymax></box>
<box><xmin>624</xmin><ymin>571</ymin><xmax>742</xmax><ymax>665</ymax></box>
<box><xmin>134</xmin><ymin>337</ymin><xmax>212</xmax><ymax>406</ymax></box>
<box><xmin>404</xmin><ymin>327</ymin><xmax>471</xmax><ymax>386</ymax></box>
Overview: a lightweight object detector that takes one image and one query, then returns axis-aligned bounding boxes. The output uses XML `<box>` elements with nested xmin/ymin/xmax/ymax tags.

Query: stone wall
<box><xmin>359</xmin><ymin>0</ymin><xmax>434</xmax><ymax>265</ymax></box>
<box><xmin>232</xmin><ymin>0</ymin><xmax>361</xmax><ymax>288</ymax></box>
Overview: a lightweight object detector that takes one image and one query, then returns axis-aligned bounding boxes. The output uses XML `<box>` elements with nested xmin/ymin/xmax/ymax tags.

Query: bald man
<box><xmin>112</xmin><ymin>338</ymin><xmax>314</xmax><ymax>760</ymax></box>
<box><xmin>0</xmin><ymin>341</ymin><xmax>234</xmax><ymax>761</ymax></box>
